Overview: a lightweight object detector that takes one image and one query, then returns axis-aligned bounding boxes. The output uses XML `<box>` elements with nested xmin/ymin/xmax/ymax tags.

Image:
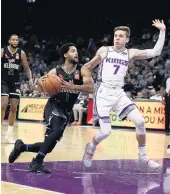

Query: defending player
<box><xmin>83</xmin><ymin>20</ymin><xmax>166</xmax><ymax>169</ymax></box>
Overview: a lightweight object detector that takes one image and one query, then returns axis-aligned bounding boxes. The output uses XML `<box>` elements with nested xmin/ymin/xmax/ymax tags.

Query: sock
<box><xmin>21</xmin><ymin>143</ymin><xmax>43</xmax><ymax>153</ymax></box>
<box><xmin>138</xmin><ymin>144</ymin><xmax>146</xmax><ymax>157</ymax></box>
<box><xmin>36</xmin><ymin>152</ymin><xmax>46</xmax><ymax>161</ymax></box>
<box><xmin>89</xmin><ymin>142</ymin><xmax>96</xmax><ymax>151</ymax></box>
<box><xmin>7</xmin><ymin>125</ymin><xmax>13</xmax><ymax>133</ymax></box>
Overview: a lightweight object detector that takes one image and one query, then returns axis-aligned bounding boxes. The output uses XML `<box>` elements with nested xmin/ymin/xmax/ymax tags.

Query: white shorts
<box><xmin>93</xmin><ymin>83</ymin><xmax>135</xmax><ymax>121</ymax></box>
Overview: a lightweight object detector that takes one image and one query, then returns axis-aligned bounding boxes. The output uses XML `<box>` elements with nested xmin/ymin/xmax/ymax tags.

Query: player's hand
<box><xmin>60</xmin><ymin>78</ymin><xmax>75</xmax><ymax>90</ymax></box>
<box><xmin>152</xmin><ymin>19</ymin><xmax>166</xmax><ymax>31</ymax></box>
<box><xmin>29</xmin><ymin>79</ymin><xmax>34</xmax><ymax>91</ymax></box>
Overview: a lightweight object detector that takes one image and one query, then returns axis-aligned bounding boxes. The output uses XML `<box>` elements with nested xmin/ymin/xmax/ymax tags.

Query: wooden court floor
<box><xmin>1</xmin><ymin>121</ymin><xmax>170</xmax><ymax>194</ymax></box>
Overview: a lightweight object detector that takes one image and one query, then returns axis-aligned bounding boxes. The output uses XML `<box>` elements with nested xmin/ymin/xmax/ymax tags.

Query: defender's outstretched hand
<box><xmin>152</xmin><ymin>19</ymin><xmax>166</xmax><ymax>31</ymax></box>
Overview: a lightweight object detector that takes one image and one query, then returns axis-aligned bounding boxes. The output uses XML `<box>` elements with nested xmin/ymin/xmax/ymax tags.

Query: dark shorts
<box><xmin>1</xmin><ymin>80</ymin><xmax>20</xmax><ymax>99</ymax></box>
<box><xmin>44</xmin><ymin>99</ymin><xmax>68</xmax><ymax>140</ymax></box>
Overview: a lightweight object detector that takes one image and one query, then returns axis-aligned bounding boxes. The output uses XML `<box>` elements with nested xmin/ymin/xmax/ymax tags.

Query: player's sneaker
<box><xmin>28</xmin><ymin>158</ymin><xmax>51</xmax><ymax>173</ymax></box>
<box><xmin>8</xmin><ymin>139</ymin><xmax>24</xmax><ymax>163</ymax></box>
<box><xmin>139</xmin><ymin>156</ymin><xmax>162</xmax><ymax>170</ymax></box>
<box><xmin>5</xmin><ymin>133</ymin><xmax>15</xmax><ymax>144</ymax></box>
<box><xmin>167</xmin><ymin>145</ymin><xmax>170</xmax><ymax>155</ymax></box>
<box><xmin>83</xmin><ymin>143</ymin><xmax>95</xmax><ymax>168</ymax></box>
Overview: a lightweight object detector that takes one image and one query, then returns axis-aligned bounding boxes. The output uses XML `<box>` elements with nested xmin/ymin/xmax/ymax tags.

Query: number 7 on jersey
<box><xmin>113</xmin><ymin>64</ymin><xmax>120</xmax><ymax>74</ymax></box>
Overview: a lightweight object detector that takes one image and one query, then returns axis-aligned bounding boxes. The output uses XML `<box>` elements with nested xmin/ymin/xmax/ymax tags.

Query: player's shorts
<box><xmin>1</xmin><ymin>79</ymin><xmax>21</xmax><ymax>99</ymax></box>
<box><xmin>94</xmin><ymin>82</ymin><xmax>136</xmax><ymax>121</ymax></box>
<box><xmin>44</xmin><ymin>99</ymin><xmax>68</xmax><ymax>140</ymax></box>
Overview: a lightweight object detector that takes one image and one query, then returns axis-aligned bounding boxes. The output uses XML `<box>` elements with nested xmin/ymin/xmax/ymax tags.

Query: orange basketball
<box><xmin>41</xmin><ymin>74</ymin><xmax>61</xmax><ymax>94</ymax></box>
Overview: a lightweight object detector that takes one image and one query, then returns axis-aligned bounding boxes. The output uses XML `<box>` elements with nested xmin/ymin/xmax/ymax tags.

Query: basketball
<box><xmin>41</xmin><ymin>74</ymin><xmax>61</xmax><ymax>94</ymax></box>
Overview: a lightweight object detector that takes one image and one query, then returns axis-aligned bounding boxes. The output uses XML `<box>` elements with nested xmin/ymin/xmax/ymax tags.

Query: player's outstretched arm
<box><xmin>84</xmin><ymin>46</ymin><xmax>107</xmax><ymax>70</ymax></box>
<box><xmin>130</xmin><ymin>20</ymin><xmax>166</xmax><ymax>60</ymax></box>
<box><xmin>61</xmin><ymin>66</ymin><xmax>94</xmax><ymax>94</ymax></box>
<box><xmin>21</xmin><ymin>51</ymin><xmax>34</xmax><ymax>90</ymax></box>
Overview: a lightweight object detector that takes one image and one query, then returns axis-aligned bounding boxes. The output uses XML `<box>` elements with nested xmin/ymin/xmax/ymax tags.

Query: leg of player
<box><xmin>83</xmin><ymin>87</ymin><xmax>112</xmax><ymax>168</ymax></box>
<box><xmin>28</xmin><ymin>115</ymin><xmax>66</xmax><ymax>173</ymax></box>
<box><xmin>8</xmin><ymin>115</ymin><xmax>66</xmax><ymax>174</ymax></box>
<box><xmin>5</xmin><ymin>98</ymin><xmax>19</xmax><ymax>143</ymax></box>
<box><xmin>1</xmin><ymin>95</ymin><xmax>9</xmax><ymax>124</ymax></box>
<box><xmin>127</xmin><ymin>108</ymin><xmax>161</xmax><ymax>169</ymax></box>
<box><xmin>83</xmin><ymin>117</ymin><xmax>112</xmax><ymax>168</ymax></box>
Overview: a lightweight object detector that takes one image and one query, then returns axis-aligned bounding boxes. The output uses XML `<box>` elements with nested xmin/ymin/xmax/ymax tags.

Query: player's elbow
<box><xmin>154</xmin><ymin>50</ymin><xmax>162</xmax><ymax>56</ymax></box>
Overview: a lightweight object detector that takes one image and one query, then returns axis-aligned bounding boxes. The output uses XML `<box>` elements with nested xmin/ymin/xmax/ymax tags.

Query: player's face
<box><xmin>113</xmin><ymin>30</ymin><xmax>129</xmax><ymax>49</ymax></box>
<box><xmin>9</xmin><ymin>36</ymin><xmax>19</xmax><ymax>48</ymax></box>
<box><xmin>65</xmin><ymin>46</ymin><xmax>79</xmax><ymax>64</ymax></box>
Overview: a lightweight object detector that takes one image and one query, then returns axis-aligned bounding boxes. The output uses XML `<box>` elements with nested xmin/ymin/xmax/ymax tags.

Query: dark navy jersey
<box><xmin>1</xmin><ymin>46</ymin><xmax>22</xmax><ymax>82</ymax></box>
<box><xmin>49</xmin><ymin>64</ymin><xmax>83</xmax><ymax>111</ymax></box>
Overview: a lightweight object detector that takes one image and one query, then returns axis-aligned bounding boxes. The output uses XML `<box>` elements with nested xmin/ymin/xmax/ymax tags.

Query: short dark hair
<box><xmin>59</xmin><ymin>43</ymin><xmax>75</xmax><ymax>62</ymax></box>
<box><xmin>9</xmin><ymin>34</ymin><xmax>19</xmax><ymax>40</ymax></box>
<box><xmin>114</xmin><ymin>26</ymin><xmax>130</xmax><ymax>37</ymax></box>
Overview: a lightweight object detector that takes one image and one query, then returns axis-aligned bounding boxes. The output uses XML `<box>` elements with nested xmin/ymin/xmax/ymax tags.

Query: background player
<box><xmin>83</xmin><ymin>20</ymin><xmax>166</xmax><ymax>169</ymax></box>
<box><xmin>8</xmin><ymin>43</ymin><xmax>94</xmax><ymax>173</ymax></box>
<box><xmin>1</xmin><ymin>34</ymin><xmax>33</xmax><ymax>143</ymax></box>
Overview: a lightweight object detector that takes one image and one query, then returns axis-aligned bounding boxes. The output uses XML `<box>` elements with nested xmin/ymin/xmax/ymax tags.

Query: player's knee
<box><xmin>1</xmin><ymin>102</ymin><xmax>8</xmax><ymax>110</ymax></box>
<box><xmin>135</xmin><ymin>117</ymin><xmax>146</xmax><ymax>134</ymax></box>
<box><xmin>136</xmin><ymin>117</ymin><xmax>145</xmax><ymax>128</ymax></box>
<box><xmin>102</xmin><ymin>129</ymin><xmax>111</xmax><ymax>138</ymax></box>
<box><xmin>1</xmin><ymin>97</ymin><xmax>8</xmax><ymax>110</ymax></box>
<box><xmin>10</xmin><ymin>105</ymin><xmax>17</xmax><ymax>113</ymax></box>
<box><xmin>99</xmin><ymin>118</ymin><xmax>112</xmax><ymax>138</ymax></box>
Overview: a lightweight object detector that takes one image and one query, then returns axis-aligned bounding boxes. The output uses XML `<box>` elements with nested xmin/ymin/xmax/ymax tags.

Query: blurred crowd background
<box><xmin>14</xmin><ymin>19</ymin><xmax>170</xmax><ymax>101</ymax></box>
<box><xmin>2</xmin><ymin>1</ymin><xmax>170</xmax><ymax>101</ymax></box>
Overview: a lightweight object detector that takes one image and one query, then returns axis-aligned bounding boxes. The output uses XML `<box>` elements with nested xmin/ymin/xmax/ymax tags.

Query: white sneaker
<box><xmin>139</xmin><ymin>156</ymin><xmax>162</xmax><ymax>170</ymax></box>
<box><xmin>5</xmin><ymin>133</ymin><xmax>15</xmax><ymax>144</ymax></box>
<box><xmin>83</xmin><ymin>143</ymin><xmax>95</xmax><ymax>168</ymax></box>
<box><xmin>167</xmin><ymin>145</ymin><xmax>170</xmax><ymax>155</ymax></box>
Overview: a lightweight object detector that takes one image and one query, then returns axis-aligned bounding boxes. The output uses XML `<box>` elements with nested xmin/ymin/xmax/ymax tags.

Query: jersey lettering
<box><xmin>4</xmin><ymin>63</ymin><xmax>20</xmax><ymax>70</ymax></box>
<box><xmin>98</xmin><ymin>47</ymin><xmax>129</xmax><ymax>87</ymax></box>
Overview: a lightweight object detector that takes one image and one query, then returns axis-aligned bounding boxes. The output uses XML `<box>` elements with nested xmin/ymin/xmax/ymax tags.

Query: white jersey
<box><xmin>97</xmin><ymin>46</ymin><xmax>129</xmax><ymax>88</ymax></box>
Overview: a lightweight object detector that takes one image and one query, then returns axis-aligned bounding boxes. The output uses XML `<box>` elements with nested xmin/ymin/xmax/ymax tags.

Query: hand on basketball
<box><xmin>152</xmin><ymin>20</ymin><xmax>166</xmax><ymax>31</ymax></box>
<box><xmin>60</xmin><ymin>78</ymin><xmax>75</xmax><ymax>90</ymax></box>
<box><xmin>29</xmin><ymin>79</ymin><xmax>34</xmax><ymax>91</ymax></box>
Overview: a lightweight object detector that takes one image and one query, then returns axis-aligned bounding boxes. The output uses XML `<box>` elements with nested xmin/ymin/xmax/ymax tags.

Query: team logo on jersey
<box><xmin>9</xmin><ymin>58</ymin><xmax>15</xmax><ymax>63</ymax></box>
<box><xmin>16</xmin><ymin>53</ymin><xmax>19</xmax><ymax>59</ymax></box>
<box><xmin>74</xmin><ymin>70</ymin><xmax>80</xmax><ymax>80</ymax></box>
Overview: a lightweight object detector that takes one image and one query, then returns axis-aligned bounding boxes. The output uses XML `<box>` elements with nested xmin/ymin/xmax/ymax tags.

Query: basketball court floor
<box><xmin>1</xmin><ymin>121</ymin><xmax>170</xmax><ymax>194</ymax></box>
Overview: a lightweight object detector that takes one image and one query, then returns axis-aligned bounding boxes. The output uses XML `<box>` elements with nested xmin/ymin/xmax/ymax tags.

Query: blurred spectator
<box><xmin>149</xmin><ymin>88</ymin><xmax>161</xmax><ymax>100</ymax></box>
<box><xmin>72</xmin><ymin>94</ymin><xmax>88</xmax><ymax>125</ymax></box>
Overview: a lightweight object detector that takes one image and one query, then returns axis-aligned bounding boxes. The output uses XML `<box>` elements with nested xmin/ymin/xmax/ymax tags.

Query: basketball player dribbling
<box><xmin>83</xmin><ymin>19</ymin><xmax>166</xmax><ymax>169</ymax></box>
<box><xmin>9</xmin><ymin>43</ymin><xmax>94</xmax><ymax>173</ymax></box>
<box><xmin>1</xmin><ymin>34</ymin><xmax>33</xmax><ymax>143</ymax></box>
